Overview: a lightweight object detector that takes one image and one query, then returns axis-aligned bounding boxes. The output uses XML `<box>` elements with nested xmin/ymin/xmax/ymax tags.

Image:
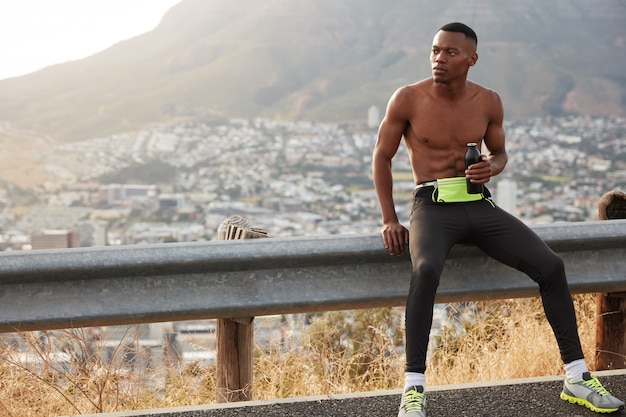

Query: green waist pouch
<box><xmin>432</xmin><ymin>177</ymin><xmax>484</xmax><ymax>203</ymax></box>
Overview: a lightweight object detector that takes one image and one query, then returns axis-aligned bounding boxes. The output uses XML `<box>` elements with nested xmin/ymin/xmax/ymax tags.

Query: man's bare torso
<box><xmin>399</xmin><ymin>79</ymin><xmax>495</xmax><ymax>184</ymax></box>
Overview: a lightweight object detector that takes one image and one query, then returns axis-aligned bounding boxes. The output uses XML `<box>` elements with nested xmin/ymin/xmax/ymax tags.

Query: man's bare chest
<box><xmin>406</xmin><ymin>107</ymin><xmax>488</xmax><ymax>147</ymax></box>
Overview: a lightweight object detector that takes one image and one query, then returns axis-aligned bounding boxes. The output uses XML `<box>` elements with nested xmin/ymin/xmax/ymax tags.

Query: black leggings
<box><xmin>405</xmin><ymin>187</ymin><xmax>584</xmax><ymax>373</ymax></box>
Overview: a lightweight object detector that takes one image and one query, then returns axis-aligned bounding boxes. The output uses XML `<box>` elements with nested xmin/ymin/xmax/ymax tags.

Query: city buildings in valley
<box><xmin>0</xmin><ymin>115</ymin><xmax>624</xmax><ymax>249</ymax></box>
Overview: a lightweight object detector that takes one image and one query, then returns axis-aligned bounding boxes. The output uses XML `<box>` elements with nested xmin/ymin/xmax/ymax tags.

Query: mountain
<box><xmin>0</xmin><ymin>0</ymin><xmax>624</xmax><ymax>143</ymax></box>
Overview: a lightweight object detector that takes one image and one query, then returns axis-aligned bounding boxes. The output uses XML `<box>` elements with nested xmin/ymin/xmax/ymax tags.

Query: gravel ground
<box><xmin>72</xmin><ymin>370</ymin><xmax>626</xmax><ymax>417</ymax></box>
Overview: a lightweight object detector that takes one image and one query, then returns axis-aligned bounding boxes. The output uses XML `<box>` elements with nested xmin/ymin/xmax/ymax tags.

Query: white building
<box><xmin>497</xmin><ymin>179</ymin><xmax>518</xmax><ymax>215</ymax></box>
<box><xmin>367</xmin><ymin>106</ymin><xmax>380</xmax><ymax>128</ymax></box>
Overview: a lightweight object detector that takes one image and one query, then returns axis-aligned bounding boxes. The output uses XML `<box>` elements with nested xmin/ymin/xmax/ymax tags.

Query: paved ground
<box><xmin>73</xmin><ymin>370</ymin><xmax>626</xmax><ymax>417</ymax></box>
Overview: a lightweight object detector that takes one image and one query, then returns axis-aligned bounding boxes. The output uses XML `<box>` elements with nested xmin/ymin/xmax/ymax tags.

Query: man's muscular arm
<box><xmin>372</xmin><ymin>88</ymin><xmax>410</xmax><ymax>255</ymax></box>
<box><xmin>465</xmin><ymin>90</ymin><xmax>508</xmax><ymax>184</ymax></box>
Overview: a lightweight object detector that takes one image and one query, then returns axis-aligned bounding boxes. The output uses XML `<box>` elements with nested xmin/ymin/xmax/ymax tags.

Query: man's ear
<box><xmin>469</xmin><ymin>52</ymin><xmax>478</xmax><ymax>66</ymax></box>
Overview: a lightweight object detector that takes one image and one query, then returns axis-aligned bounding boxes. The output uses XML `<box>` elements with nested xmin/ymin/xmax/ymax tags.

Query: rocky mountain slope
<box><xmin>0</xmin><ymin>0</ymin><xmax>624</xmax><ymax>143</ymax></box>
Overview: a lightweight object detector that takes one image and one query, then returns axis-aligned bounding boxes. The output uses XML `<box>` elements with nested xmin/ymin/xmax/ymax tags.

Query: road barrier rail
<box><xmin>1</xmin><ymin>220</ymin><xmax>625</xmax><ymax>333</ymax></box>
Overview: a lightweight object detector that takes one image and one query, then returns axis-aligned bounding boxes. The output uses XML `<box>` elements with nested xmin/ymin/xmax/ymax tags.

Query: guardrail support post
<box><xmin>595</xmin><ymin>190</ymin><xmax>626</xmax><ymax>370</ymax></box>
<box><xmin>217</xmin><ymin>316</ymin><xmax>254</xmax><ymax>402</ymax></box>
<box><xmin>216</xmin><ymin>216</ymin><xmax>270</xmax><ymax>402</ymax></box>
<box><xmin>596</xmin><ymin>292</ymin><xmax>626</xmax><ymax>370</ymax></box>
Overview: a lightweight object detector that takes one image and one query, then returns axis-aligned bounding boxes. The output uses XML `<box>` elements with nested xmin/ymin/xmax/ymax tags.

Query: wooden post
<box><xmin>595</xmin><ymin>190</ymin><xmax>626</xmax><ymax>370</ymax></box>
<box><xmin>217</xmin><ymin>316</ymin><xmax>254</xmax><ymax>402</ymax></box>
<box><xmin>596</xmin><ymin>292</ymin><xmax>626</xmax><ymax>370</ymax></box>
<box><xmin>216</xmin><ymin>216</ymin><xmax>270</xmax><ymax>402</ymax></box>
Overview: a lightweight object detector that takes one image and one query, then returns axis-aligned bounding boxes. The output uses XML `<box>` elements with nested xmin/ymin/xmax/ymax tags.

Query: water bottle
<box><xmin>465</xmin><ymin>143</ymin><xmax>483</xmax><ymax>194</ymax></box>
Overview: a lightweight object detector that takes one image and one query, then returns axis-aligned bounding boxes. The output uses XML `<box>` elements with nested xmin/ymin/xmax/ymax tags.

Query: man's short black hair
<box><xmin>439</xmin><ymin>22</ymin><xmax>478</xmax><ymax>46</ymax></box>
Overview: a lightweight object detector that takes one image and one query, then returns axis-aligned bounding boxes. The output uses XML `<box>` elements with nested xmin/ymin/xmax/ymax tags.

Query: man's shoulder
<box><xmin>393</xmin><ymin>79</ymin><xmax>431</xmax><ymax>100</ymax></box>
<box><xmin>468</xmin><ymin>81</ymin><xmax>501</xmax><ymax>99</ymax></box>
<box><xmin>404</xmin><ymin>78</ymin><xmax>432</xmax><ymax>91</ymax></box>
<box><xmin>467</xmin><ymin>81</ymin><xmax>504</xmax><ymax>120</ymax></box>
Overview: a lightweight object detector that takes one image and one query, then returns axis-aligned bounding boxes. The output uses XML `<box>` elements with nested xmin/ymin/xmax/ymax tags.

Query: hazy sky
<box><xmin>0</xmin><ymin>0</ymin><xmax>181</xmax><ymax>81</ymax></box>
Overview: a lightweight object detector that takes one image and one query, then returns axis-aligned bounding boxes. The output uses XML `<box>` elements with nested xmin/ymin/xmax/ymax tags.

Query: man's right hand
<box><xmin>380</xmin><ymin>222</ymin><xmax>409</xmax><ymax>256</ymax></box>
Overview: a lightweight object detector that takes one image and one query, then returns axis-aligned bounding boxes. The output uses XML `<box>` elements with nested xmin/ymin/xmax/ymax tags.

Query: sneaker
<box><xmin>561</xmin><ymin>372</ymin><xmax>625</xmax><ymax>414</ymax></box>
<box><xmin>398</xmin><ymin>385</ymin><xmax>426</xmax><ymax>417</ymax></box>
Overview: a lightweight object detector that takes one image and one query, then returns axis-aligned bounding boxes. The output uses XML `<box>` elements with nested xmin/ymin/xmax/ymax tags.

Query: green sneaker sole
<box><xmin>560</xmin><ymin>391</ymin><xmax>622</xmax><ymax>414</ymax></box>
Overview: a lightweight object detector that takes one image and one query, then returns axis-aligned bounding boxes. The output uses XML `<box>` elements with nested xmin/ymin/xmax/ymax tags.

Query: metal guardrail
<box><xmin>1</xmin><ymin>219</ymin><xmax>625</xmax><ymax>333</ymax></box>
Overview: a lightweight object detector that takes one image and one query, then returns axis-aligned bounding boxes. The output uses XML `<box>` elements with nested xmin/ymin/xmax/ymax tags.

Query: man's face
<box><xmin>430</xmin><ymin>30</ymin><xmax>477</xmax><ymax>83</ymax></box>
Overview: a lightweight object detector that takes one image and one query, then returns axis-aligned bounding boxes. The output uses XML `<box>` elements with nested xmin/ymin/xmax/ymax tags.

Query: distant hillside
<box><xmin>0</xmin><ymin>0</ymin><xmax>624</xmax><ymax>143</ymax></box>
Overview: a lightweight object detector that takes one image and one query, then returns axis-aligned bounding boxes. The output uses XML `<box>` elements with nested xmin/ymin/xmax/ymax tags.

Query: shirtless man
<box><xmin>372</xmin><ymin>22</ymin><xmax>624</xmax><ymax>417</ymax></box>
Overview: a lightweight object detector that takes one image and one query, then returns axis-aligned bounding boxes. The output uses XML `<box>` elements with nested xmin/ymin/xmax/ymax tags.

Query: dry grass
<box><xmin>0</xmin><ymin>294</ymin><xmax>597</xmax><ymax>416</ymax></box>
<box><xmin>427</xmin><ymin>294</ymin><xmax>597</xmax><ymax>385</ymax></box>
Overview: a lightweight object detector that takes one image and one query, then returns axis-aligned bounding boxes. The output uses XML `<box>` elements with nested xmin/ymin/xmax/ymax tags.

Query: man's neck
<box><xmin>432</xmin><ymin>79</ymin><xmax>468</xmax><ymax>102</ymax></box>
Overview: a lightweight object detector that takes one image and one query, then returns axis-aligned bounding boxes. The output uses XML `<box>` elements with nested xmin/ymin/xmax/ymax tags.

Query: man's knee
<box><xmin>410</xmin><ymin>260</ymin><xmax>442</xmax><ymax>293</ymax></box>
<box><xmin>544</xmin><ymin>253</ymin><xmax>566</xmax><ymax>279</ymax></box>
<box><xmin>519</xmin><ymin>252</ymin><xmax>566</xmax><ymax>284</ymax></box>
